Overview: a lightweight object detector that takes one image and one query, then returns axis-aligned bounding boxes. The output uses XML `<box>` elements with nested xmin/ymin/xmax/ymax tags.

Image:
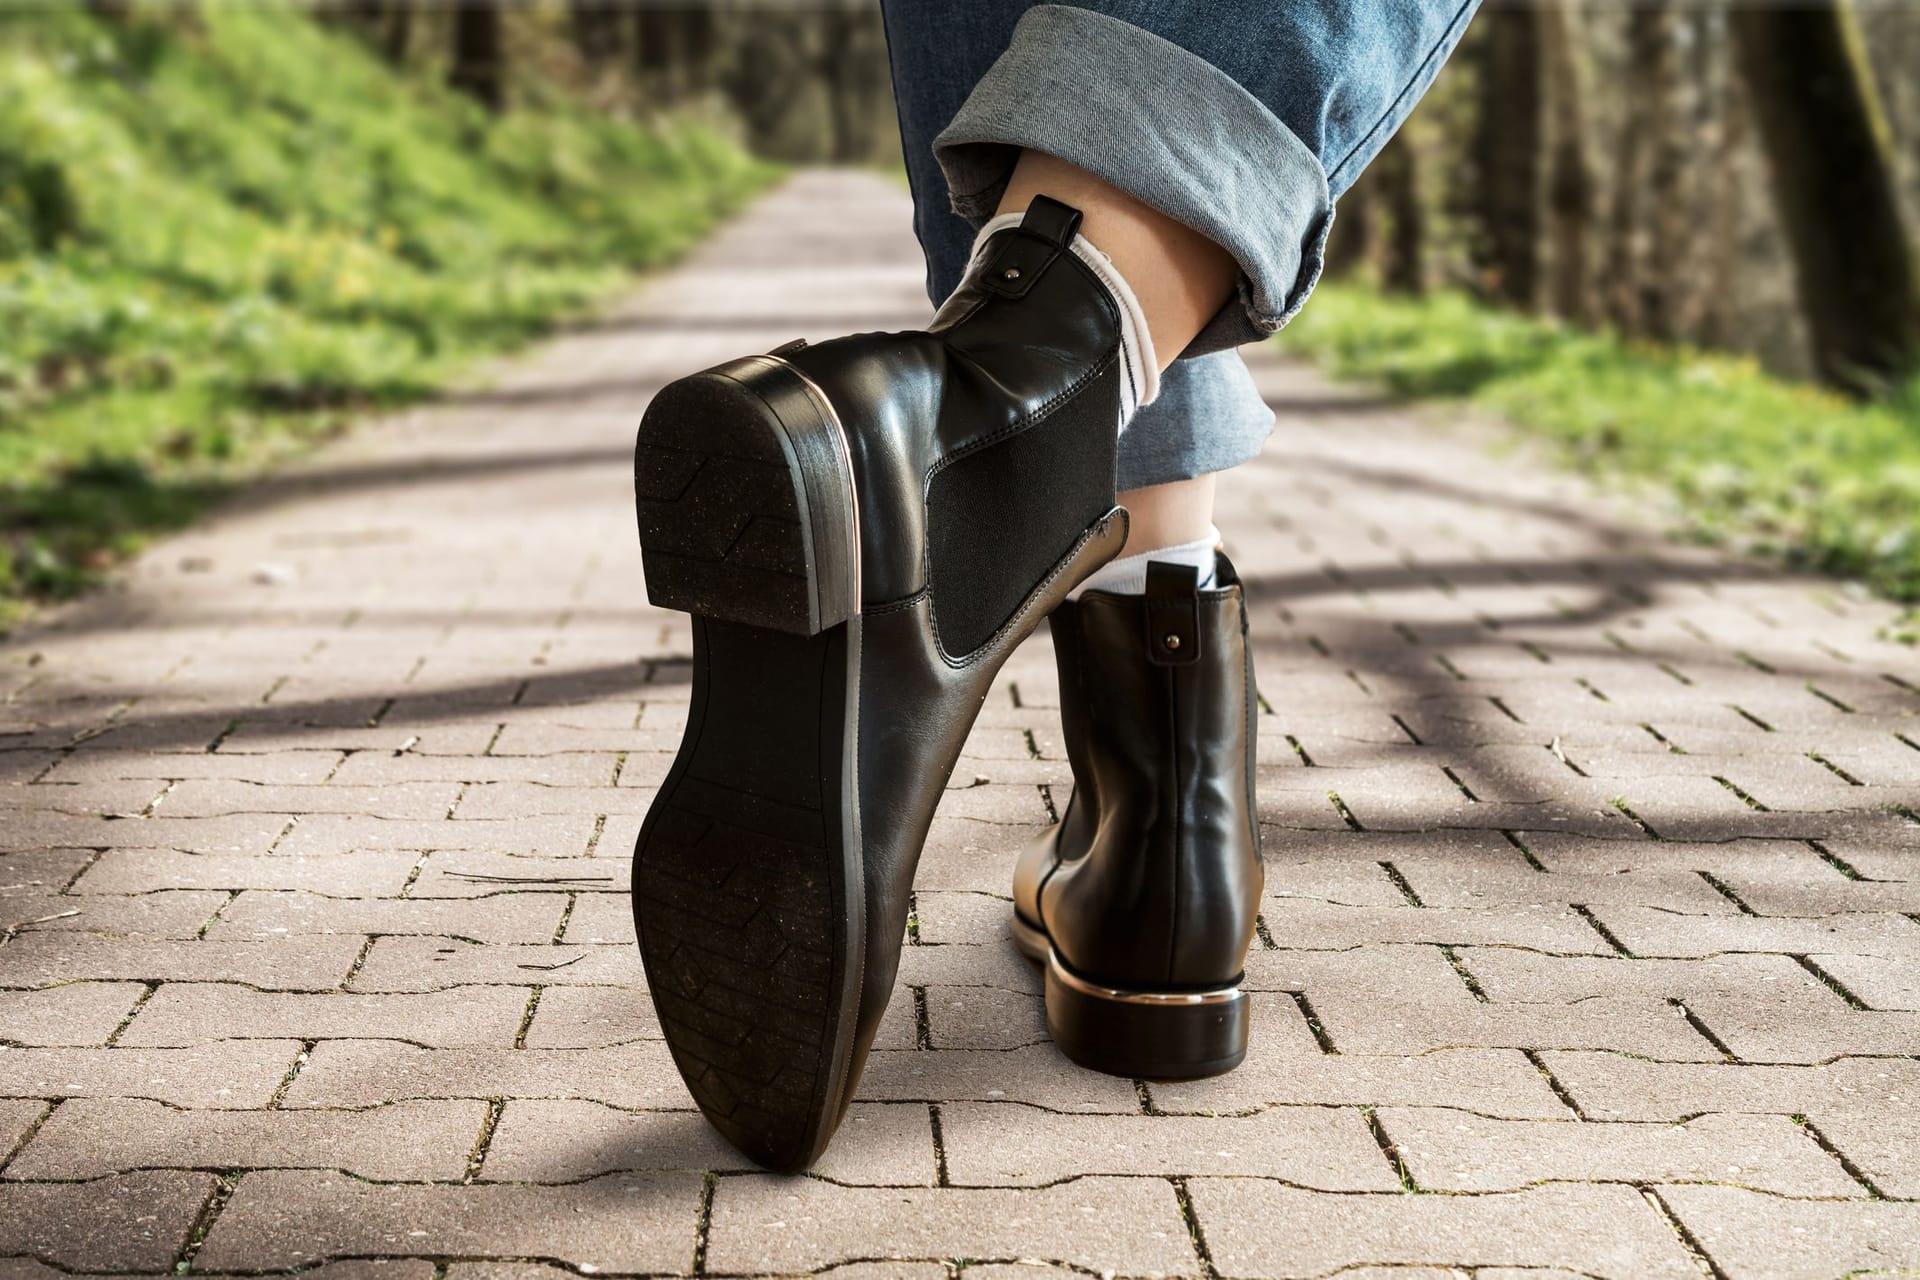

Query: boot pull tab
<box><xmin>1145</xmin><ymin>561</ymin><xmax>1201</xmax><ymax>667</ymax></box>
<box><xmin>983</xmin><ymin>196</ymin><xmax>1085</xmax><ymax>300</ymax></box>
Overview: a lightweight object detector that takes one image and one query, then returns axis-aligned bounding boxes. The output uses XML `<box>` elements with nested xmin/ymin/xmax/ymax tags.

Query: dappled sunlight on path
<box><xmin>1</xmin><ymin>171</ymin><xmax>1917</xmax><ymax>1279</ymax></box>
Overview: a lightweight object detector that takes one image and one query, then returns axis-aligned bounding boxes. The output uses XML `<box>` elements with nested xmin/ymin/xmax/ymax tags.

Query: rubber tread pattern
<box><xmin>633</xmin><ymin>617</ymin><xmax>853</xmax><ymax>1172</ymax></box>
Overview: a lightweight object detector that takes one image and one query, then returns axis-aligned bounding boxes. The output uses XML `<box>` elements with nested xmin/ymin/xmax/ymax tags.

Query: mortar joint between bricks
<box><xmin>1792</xmin><ymin>955</ymin><xmax>1871</xmax><ymax>1011</ymax></box>
<box><xmin>104</xmin><ymin>983</ymin><xmax>157</xmax><ymax>1047</ymax></box>
<box><xmin>1362</xmin><ymin>1107</ymin><xmax>1418</xmax><ymax>1192</ymax></box>
<box><xmin>679</xmin><ymin>1168</ymin><xmax>720</xmax><ymax>1275</ymax></box>
<box><xmin>1570</xmin><ymin>904</ymin><xmax>1634</xmax><ymax>957</ymax></box>
<box><xmin>174</xmin><ymin>1170</ymin><xmax>242</xmax><ymax>1274</ymax></box>
<box><xmin>463</xmin><ymin>1098</ymin><xmax>505</xmax><ymax>1184</ymax></box>
<box><xmin>927</xmin><ymin>1102</ymin><xmax>951</xmax><ymax>1187</ymax></box>
<box><xmin>514</xmin><ymin>985</ymin><xmax>544</xmax><ymax>1049</ymax></box>
<box><xmin>1794</xmin><ymin>1115</ymin><xmax>1888</xmax><ymax>1199</ymax></box>
<box><xmin>911</xmin><ymin>985</ymin><xmax>932</xmax><ymax>1051</ymax></box>
<box><xmin>0</xmin><ymin>1099</ymin><xmax>55</xmax><ymax>1175</ymax></box>
<box><xmin>1522</xmin><ymin>1048</ymin><xmax>1588</xmax><ymax>1120</ymax></box>
<box><xmin>1379</xmin><ymin>861</ymin><xmax>1423</xmax><ymax>907</ymax></box>
<box><xmin>1641</xmin><ymin>1185</ymin><xmax>1735</xmax><ymax>1280</ymax></box>
<box><xmin>1168</xmin><ymin>1176</ymin><xmax>1221</xmax><ymax>1280</ymax></box>
<box><xmin>1669</xmin><ymin>999</ymin><xmax>1739</xmax><ymax>1063</ymax></box>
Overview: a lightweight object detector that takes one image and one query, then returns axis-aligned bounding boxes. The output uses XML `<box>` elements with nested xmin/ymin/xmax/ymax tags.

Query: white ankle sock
<box><xmin>1071</xmin><ymin>526</ymin><xmax>1219</xmax><ymax>598</ymax></box>
<box><xmin>965</xmin><ymin>211</ymin><xmax>1159</xmax><ymax>429</ymax></box>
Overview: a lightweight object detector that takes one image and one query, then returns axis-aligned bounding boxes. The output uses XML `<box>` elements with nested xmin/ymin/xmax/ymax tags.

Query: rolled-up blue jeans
<box><xmin>880</xmin><ymin>1</ymin><xmax>1480</xmax><ymax>489</ymax></box>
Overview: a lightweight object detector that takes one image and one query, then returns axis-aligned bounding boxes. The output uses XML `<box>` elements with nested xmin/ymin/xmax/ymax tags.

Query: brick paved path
<box><xmin>2</xmin><ymin>170</ymin><xmax>1918</xmax><ymax>1279</ymax></box>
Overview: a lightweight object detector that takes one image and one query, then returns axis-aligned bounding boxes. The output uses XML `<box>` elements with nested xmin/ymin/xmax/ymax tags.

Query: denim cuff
<box><xmin>931</xmin><ymin>4</ymin><xmax>1332</xmax><ymax>357</ymax></box>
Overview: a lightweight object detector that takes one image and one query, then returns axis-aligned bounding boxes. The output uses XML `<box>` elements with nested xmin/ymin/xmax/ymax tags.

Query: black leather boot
<box><xmin>1012</xmin><ymin>554</ymin><xmax>1262</xmax><ymax>1079</ymax></box>
<box><xmin>629</xmin><ymin>197</ymin><xmax>1130</xmax><ymax>1172</ymax></box>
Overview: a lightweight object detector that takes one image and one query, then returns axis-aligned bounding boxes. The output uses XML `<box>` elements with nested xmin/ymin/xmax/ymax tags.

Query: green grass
<box><xmin>1277</xmin><ymin>283</ymin><xmax>1920</xmax><ymax>632</ymax></box>
<box><xmin>0</xmin><ymin>2</ymin><xmax>775</xmax><ymax>623</ymax></box>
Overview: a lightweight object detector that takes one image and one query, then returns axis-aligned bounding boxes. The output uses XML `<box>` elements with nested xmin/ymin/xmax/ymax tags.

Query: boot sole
<box><xmin>631</xmin><ymin>355</ymin><xmax>865</xmax><ymax>1174</ymax></box>
<box><xmin>1011</xmin><ymin>908</ymin><xmax>1248</xmax><ymax>1081</ymax></box>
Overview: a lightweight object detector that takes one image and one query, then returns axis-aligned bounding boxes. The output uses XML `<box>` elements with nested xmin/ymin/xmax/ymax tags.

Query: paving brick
<box><xmin>1588</xmin><ymin>906</ymin><xmax>1920</xmax><ymax>959</ymax></box>
<box><xmin>6</xmin><ymin>1097</ymin><xmax>485</xmax><ymax>1180</ymax></box>
<box><xmin>196</xmin><ymin>1170</ymin><xmax>702</xmax><ymax>1272</ymax></box>
<box><xmin>326</xmin><ymin>751</ymin><xmax>618</xmax><ymax>786</ymax></box>
<box><xmin>556</xmin><ymin>890</ymin><xmax>634</xmax><ymax>943</ymax></box>
<box><xmin>1256</xmin><ymin>900</ymin><xmax>1612</xmax><ymax>953</ymax></box>
<box><xmin>74</xmin><ymin>849</ymin><xmax>420</xmax><ymax>896</ymax></box>
<box><xmin>1457</xmin><ymin>950</ymin><xmax>1829</xmax><ymax>1005</ymax></box>
<box><xmin>0</xmin><ymin>1042</ymin><xmax>301</xmax><ymax>1107</ymax></box>
<box><xmin>452</xmin><ymin>782</ymin><xmax>657</xmax><ymax>819</ymax></box>
<box><xmin>518</xmin><ymin>983</ymin><xmax>658</xmax><ymax>1046</ymax></box>
<box><xmin>1388</xmin><ymin>855</ymin><xmax>1738</xmax><ymax>912</ymax></box>
<box><xmin>1553</xmin><ymin>1045</ymin><xmax>1917</xmax><ymax>1107</ymax></box>
<box><xmin>0</xmin><ymin>1099</ymin><xmax>45</xmax><ymax>1166</ymax></box>
<box><xmin>0</xmin><ymin>1170</ymin><xmax>215</xmax><ymax>1271</ymax></box>
<box><xmin>703</xmin><ymin>1176</ymin><xmax>1196</xmax><ymax>1276</ymax></box>
<box><xmin>0</xmin><ymin>982</ymin><xmax>145</xmax><ymax>1045</ymax></box>
<box><xmin>909</xmin><ymin>890</ymin><xmax>1014</xmax><ymax>946</ymax></box>
<box><xmin>346</xmin><ymin>937</ymin><xmax>637</xmax><ymax>991</ymax></box>
<box><xmin>4</xmin><ymin>812</ymin><xmax>291</xmax><ymax>855</ymax></box>
<box><xmin>482</xmin><ymin>1099</ymin><xmax>933</xmax><ymax>1185</ymax></box>
<box><xmin>1659</xmin><ymin>1185</ymin><xmax>1920</xmax><ymax>1280</ymax></box>
<box><xmin>2</xmin><ymin>888</ymin><xmax>229</xmax><ymax>939</ymax></box>
<box><xmin>1187</xmin><ymin>1180</ymin><xmax>1698</xmax><ymax>1278</ymax></box>
<box><xmin>409</xmin><ymin>852</ymin><xmax>626</xmax><ymax>897</ymax></box>
<box><xmin>920</xmin><ymin>985</ymin><xmax>1047</xmax><ymax>1050</ymax></box>
<box><xmin>1152</xmin><ymin>1048</ymin><xmax>1570</xmax><ymax>1119</ymax></box>
<box><xmin>0</xmin><ymin>935</ymin><xmax>360</xmax><ymax>991</ymax></box>
<box><xmin>41</xmin><ymin>749</ymin><xmax>343</xmax><ymax>784</ymax></box>
<box><xmin>157</xmin><ymin>779</ymin><xmax>462</xmax><ymax>819</ymax></box>
<box><xmin>0</xmin><ymin>780</ymin><xmax>166</xmax><ymax>816</ymax></box>
<box><xmin>1682</xmin><ymin>994</ymin><xmax>1920</xmax><ymax>1063</ymax></box>
<box><xmin>1809</xmin><ymin>952</ymin><xmax>1920</xmax><ymax>1009</ymax></box>
<box><xmin>281</xmin><ymin>1039</ymin><xmax>692</xmax><ymax>1109</ymax></box>
<box><xmin>219</xmin><ymin>722</ymin><xmax>500</xmax><ymax>755</ymax></box>
<box><xmin>276</xmin><ymin>814</ymin><xmax>598</xmax><ymax>858</ymax></box>
<box><xmin>940</xmin><ymin>1101</ymin><xmax>1398</xmax><ymax>1189</ymax></box>
<box><xmin>205</xmin><ymin>890</ymin><xmax>567</xmax><ymax>943</ymax></box>
<box><xmin>1377</xmin><ymin>1107</ymin><xmax>1857</xmax><ymax>1195</ymax></box>
<box><xmin>857</xmin><ymin>1046</ymin><xmax>1140</xmax><ymax>1112</ymax></box>
<box><xmin>0</xmin><ymin>849</ymin><xmax>94</xmax><ymax>899</ymax></box>
<box><xmin>118</xmin><ymin>984</ymin><xmax>528</xmax><ymax>1048</ymax></box>
<box><xmin>893</xmin><ymin>940</ymin><xmax>1041</xmax><ymax>993</ymax></box>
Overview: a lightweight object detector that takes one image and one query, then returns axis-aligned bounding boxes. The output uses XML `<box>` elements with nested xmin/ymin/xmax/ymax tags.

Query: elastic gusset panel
<box><xmin>923</xmin><ymin>361</ymin><xmax>1120</xmax><ymax>658</ymax></box>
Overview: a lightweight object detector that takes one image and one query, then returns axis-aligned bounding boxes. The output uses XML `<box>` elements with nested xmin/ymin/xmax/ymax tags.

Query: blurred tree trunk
<box><xmin>1632</xmin><ymin>3</ymin><xmax>1687</xmax><ymax>341</ymax></box>
<box><xmin>1323</xmin><ymin>180</ymin><xmax>1375</xmax><ymax>280</ymax></box>
<box><xmin>1732</xmin><ymin>1</ymin><xmax>1920</xmax><ymax>392</ymax></box>
<box><xmin>675</xmin><ymin>6</ymin><xmax>717</xmax><ymax>98</ymax></box>
<box><xmin>448</xmin><ymin>0</ymin><xmax>504</xmax><ymax>111</ymax></box>
<box><xmin>818</xmin><ymin>4</ymin><xmax>888</xmax><ymax>162</ymax></box>
<box><xmin>1539</xmin><ymin>0</ymin><xmax>1594</xmax><ymax>322</ymax></box>
<box><xmin>1468</xmin><ymin>9</ymin><xmax>1541</xmax><ymax>308</ymax></box>
<box><xmin>570</xmin><ymin>0</ymin><xmax>623</xmax><ymax>71</ymax></box>
<box><xmin>632</xmin><ymin>7</ymin><xmax>676</xmax><ymax>102</ymax></box>
<box><xmin>1375</xmin><ymin>131</ymin><xmax>1425</xmax><ymax>295</ymax></box>
<box><xmin>380</xmin><ymin>1</ymin><xmax>412</xmax><ymax>66</ymax></box>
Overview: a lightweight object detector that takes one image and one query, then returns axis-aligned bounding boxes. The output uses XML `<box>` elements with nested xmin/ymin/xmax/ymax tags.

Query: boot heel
<box><xmin>1044</xmin><ymin>950</ymin><xmax>1249</xmax><ymax>1080</ymax></box>
<box><xmin>635</xmin><ymin>354</ymin><xmax>857</xmax><ymax>636</ymax></box>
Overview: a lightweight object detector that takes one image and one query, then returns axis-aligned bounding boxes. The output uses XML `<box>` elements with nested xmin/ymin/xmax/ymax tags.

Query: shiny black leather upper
<box><xmin>773</xmin><ymin>198</ymin><xmax>1132</xmax><ymax>1114</ymax></box>
<box><xmin>782</xmin><ymin>197</ymin><xmax>1123</xmax><ymax>610</ymax></box>
<box><xmin>1016</xmin><ymin>556</ymin><xmax>1263</xmax><ymax>991</ymax></box>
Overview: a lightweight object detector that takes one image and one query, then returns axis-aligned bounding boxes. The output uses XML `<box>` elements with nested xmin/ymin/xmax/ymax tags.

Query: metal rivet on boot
<box><xmin>1164</xmin><ymin>634</ymin><xmax>1182</xmax><ymax>651</ymax></box>
<box><xmin>1002</xmin><ymin>267</ymin><xmax>1021</xmax><ymax>281</ymax></box>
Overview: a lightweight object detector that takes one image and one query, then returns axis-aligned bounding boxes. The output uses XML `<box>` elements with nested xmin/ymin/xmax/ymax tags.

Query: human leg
<box><xmin>632</xmin><ymin>0</ymin><xmax>1483</xmax><ymax>1167</ymax></box>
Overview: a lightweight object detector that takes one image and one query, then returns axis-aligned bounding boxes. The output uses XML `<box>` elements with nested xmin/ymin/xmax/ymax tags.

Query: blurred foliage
<box><xmin>0</xmin><ymin>0</ymin><xmax>774</xmax><ymax>621</ymax></box>
<box><xmin>1278</xmin><ymin>284</ymin><xmax>1920</xmax><ymax>623</ymax></box>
